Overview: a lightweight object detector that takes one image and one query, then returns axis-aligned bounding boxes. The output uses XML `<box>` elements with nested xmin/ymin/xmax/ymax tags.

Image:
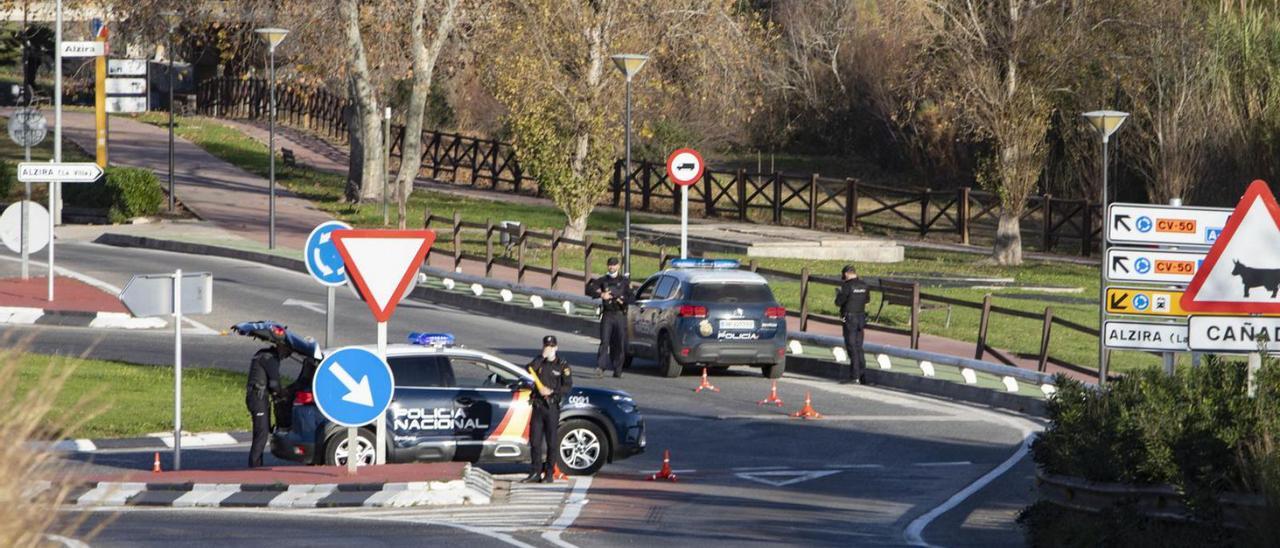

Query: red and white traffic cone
<box><xmin>648</xmin><ymin>449</ymin><xmax>678</xmax><ymax>482</ymax></box>
<box><xmin>757</xmin><ymin>380</ymin><xmax>784</xmax><ymax>407</ymax></box>
<box><xmin>791</xmin><ymin>391</ymin><xmax>822</xmax><ymax>419</ymax></box>
<box><xmin>694</xmin><ymin>368</ymin><xmax>719</xmax><ymax>393</ymax></box>
<box><xmin>152</xmin><ymin>452</ymin><xmax>162</xmax><ymax>473</ymax></box>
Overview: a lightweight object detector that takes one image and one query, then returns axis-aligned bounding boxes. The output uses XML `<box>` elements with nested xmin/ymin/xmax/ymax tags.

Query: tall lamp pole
<box><xmin>255</xmin><ymin>27</ymin><xmax>289</xmax><ymax>250</ymax></box>
<box><xmin>1083</xmin><ymin>110</ymin><xmax>1129</xmax><ymax>385</ymax></box>
<box><xmin>163</xmin><ymin>12</ymin><xmax>181</xmax><ymax>213</ymax></box>
<box><xmin>611</xmin><ymin>53</ymin><xmax>648</xmax><ymax>276</ymax></box>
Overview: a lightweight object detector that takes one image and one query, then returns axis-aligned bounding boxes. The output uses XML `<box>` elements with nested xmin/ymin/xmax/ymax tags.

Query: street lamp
<box><xmin>1083</xmin><ymin>109</ymin><xmax>1129</xmax><ymax>385</ymax></box>
<box><xmin>163</xmin><ymin>11</ymin><xmax>181</xmax><ymax>213</ymax></box>
<box><xmin>256</xmin><ymin>27</ymin><xmax>288</xmax><ymax>249</ymax></box>
<box><xmin>611</xmin><ymin>53</ymin><xmax>648</xmax><ymax>276</ymax></box>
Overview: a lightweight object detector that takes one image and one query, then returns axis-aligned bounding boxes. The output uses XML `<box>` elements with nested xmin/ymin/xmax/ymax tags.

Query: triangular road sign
<box><xmin>331</xmin><ymin>229</ymin><xmax>436</xmax><ymax>322</ymax></box>
<box><xmin>734</xmin><ymin>469</ymin><xmax>841</xmax><ymax>487</ymax></box>
<box><xmin>1183</xmin><ymin>180</ymin><xmax>1280</xmax><ymax>313</ymax></box>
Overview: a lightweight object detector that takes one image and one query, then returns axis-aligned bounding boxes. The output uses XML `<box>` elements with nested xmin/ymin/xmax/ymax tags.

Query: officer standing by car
<box><xmin>246</xmin><ymin>328</ymin><xmax>291</xmax><ymax>467</ymax></box>
<box><xmin>835</xmin><ymin>264</ymin><xmax>870</xmax><ymax>385</ymax></box>
<box><xmin>524</xmin><ymin>335</ymin><xmax>573</xmax><ymax>483</ymax></box>
<box><xmin>587</xmin><ymin>257</ymin><xmax>631</xmax><ymax>378</ymax></box>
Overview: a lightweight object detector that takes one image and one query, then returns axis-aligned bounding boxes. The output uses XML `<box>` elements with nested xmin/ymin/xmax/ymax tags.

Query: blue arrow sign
<box><xmin>305</xmin><ymin>221</ymin><xmax>352</xmax><ymax>287</ymax></box>
<box><xmin>313</xmin><ymin>347</ymin><xmax>395</xmax><ymax>427</ymax></box>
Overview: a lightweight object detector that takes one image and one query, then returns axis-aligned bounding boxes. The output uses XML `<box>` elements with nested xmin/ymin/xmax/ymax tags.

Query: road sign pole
<box><xmin>50</xmin><ymin>0</ymin><xmax>60</xmax><ymax>302</ymax></box>
<box><xmin>346</xmin><ymin>427</ymin><xmax>357</xmax><ymax>474</ymax></box>
<box><xmin>1097</xmin><ymin>135</ymin><xmax>1110</xmax><ymax>385</ymax></box>
<box><xmin>326</xmin><ymin>285</ymin><xmax>336</xmax><ymax>347</ymax></box>
<box><xmin>21</xmin><ymin>121</ymin><xmax>31</xmax><ymax>280</ymax></box>
<box><xmin>1248</xmin><ymin>352</ymin><xmax>1262</xmax><ymax>397</ymax></box>
<box><xmin>376</xmin><ymin>321</ymin><xmax>387</xmax><ymax>465</ymax></box>
<box><xmin>681</xmin><ymin>185</ymin><xmax>688</xmax><ymax>259</ymax></box>
<box><xmin>173</xmin><ymin>268</ymin><xmax>183</xmax><ymax>471</ymax></box>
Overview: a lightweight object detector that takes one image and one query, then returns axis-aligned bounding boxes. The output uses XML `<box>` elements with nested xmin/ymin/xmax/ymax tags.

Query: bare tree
<box><xmin>339</xmin><ymin>0</ymin><xmax>385</xmax><ymax>204</ymax></box>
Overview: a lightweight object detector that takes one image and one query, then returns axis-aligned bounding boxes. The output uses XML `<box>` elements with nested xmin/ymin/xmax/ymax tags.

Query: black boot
<box><xmin>520</xmin><ymin>472</ymin><xmax>542</xmax><ymax>483</ymax></box>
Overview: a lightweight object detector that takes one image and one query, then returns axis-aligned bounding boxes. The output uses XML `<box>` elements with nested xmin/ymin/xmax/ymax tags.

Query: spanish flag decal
<box><xmin>486</xmin><ymin>389</ymin><xmax>533</xmax><ymax>443</ymax></box>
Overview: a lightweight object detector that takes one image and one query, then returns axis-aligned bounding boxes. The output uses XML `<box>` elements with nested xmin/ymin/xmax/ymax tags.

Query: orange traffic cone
<box><xmin>648</xmin><ymin>449</ymin><xmax>678</xmax><ymax>482</ymax></box>
<box><xmin>694</xmin><ymin>368</ymin><xmax>719</xmax><ymax>393</ymax></box>
<box><xmin>757</xmin><ymin>380</ymin><xmax>784</xmax><ymax>406</ymax></box>
<box><xmin>553</xmin><ymin>464</ymin><xmax>569</xmax><ymax>481</ymax></box>
<box><xmin>791</xmin><ymin>391</ymin><xmax>822</xmax><ymax>419</ymax></box>
<box><xmin>152</xmin><ymin>452</ymin><xmax>162</xmax><ymax>473</ymax></box>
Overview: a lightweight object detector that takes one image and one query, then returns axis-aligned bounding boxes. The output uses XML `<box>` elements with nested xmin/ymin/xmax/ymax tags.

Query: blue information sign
<box><xmin>313</xmin><ymin>347</ymin><xmax>395</xmax><ymax>427</ymax></box>
<box><xmin>305</xmin><ymin>221</ymin><xmax>353</xmax><ymax>287</ymax></box>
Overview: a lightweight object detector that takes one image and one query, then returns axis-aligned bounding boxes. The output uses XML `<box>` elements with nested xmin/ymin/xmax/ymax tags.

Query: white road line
<box><xmin>826</xmin><ymin>464</ymin><xmax>885</xmax><ymax>469</ymax></box>
<box><xmin>713</xmin><ymin>414</ymin><xmax>980</xmax><ymax>422</ymax></box>
<box><xmin>44</xmin><ymin>534</ymin><xmax>90</xmax><ymax>548</ymax></box>
<box><xmin>542</xmin><ymin>477</ymin><xmax>592</xmax><ymax>548</ymax></box>
<box><xmin>914</xmin><ymin>461</ymin><xmax>972</xmax><ymax>467</ymax></box>
<box><xmin>731</xmin><ymin>465</ymin><xmax>790</xmax><ymax>471</ymax></box>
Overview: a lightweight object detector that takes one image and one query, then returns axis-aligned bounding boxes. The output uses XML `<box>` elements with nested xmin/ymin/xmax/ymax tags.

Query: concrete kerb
<box><xmin>35</xmin><ymin>431</ymin><xmax>250</xmax><ymax>453</ymax></box>
<box><xmin>0</xmin><ymin>306</ymin><xmax>166</xmax><ymax>329</ymax></box>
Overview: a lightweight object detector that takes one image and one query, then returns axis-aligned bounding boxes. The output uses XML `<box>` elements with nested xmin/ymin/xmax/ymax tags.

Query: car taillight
<box><xmin>766</xmin><ymin>306</ymin><xmax>786</xmax><ymax>318</ymax></box>
<box><xmin>678</xmin><ymin>305</ymin><xmax>707</xmax><ymax>318</ymax></box>
<box><xmin>294</xmin><ymin>391</ymin><xmax>315</xmax><ymax>405</ymax></box>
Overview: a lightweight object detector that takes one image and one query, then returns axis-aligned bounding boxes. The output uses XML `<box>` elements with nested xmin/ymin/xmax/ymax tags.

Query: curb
<box><xmin>37</xmin><ymin>431</ymin><xmax>251</xmax><ymax>453</ymax></box>
<box><xmin>0</xmin><ymin>306</ymin><xmax>166</xmax><ymax>329</ymax></box>
<box><xmin>68</xmin><ymin>465</ymin><xmax>494</xmax><ymax>508</ymax></box>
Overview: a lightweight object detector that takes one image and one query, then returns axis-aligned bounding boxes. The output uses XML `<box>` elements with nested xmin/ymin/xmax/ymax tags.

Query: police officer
<box><xmin>247</xmin><ymin>328</ymin><xmax>290</xmax><ymax>468</ymax></box>
<box><xmin>835</xmin><ymin>264</ymin><xmax>870</xmax><ymax>385</ymax></box>
<box><xmin>586</xmin><ymin>257</ymin><xmax>631</xmax><ymax>378</ymax></box>
<box><xmin>524</xmin><ymin>335</ymin><xmax>573</xmax><ymax>483</ymax></box>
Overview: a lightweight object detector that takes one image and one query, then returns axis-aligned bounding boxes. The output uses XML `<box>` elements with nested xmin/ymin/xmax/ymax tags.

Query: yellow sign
<box><xmin>1105</xmin><ymin>287</ymin><xmax>1189</xmax><ymax>317</ymax></box>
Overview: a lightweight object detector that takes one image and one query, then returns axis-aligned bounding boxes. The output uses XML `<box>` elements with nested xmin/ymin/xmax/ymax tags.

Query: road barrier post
<box><xmin>976</xmin><ymin>294</ymin><xmax>992</xmax><ymax>360</ymax></box>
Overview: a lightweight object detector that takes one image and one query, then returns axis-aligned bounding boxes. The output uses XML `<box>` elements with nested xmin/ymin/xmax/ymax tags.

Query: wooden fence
<box><xmin>422</xmin><ymin>210</ymin><xmax>1102</xmax><ymax>380</ymax></box>
<box><xmin>195</xmin><ymin>76</ymin><xmax>1104</xmax><ymax>256</ymax></box>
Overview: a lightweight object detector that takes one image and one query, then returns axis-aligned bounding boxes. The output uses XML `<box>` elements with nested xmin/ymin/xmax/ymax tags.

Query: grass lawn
<box><xmin>17</xmin><ymin>353</ymin><xmax>253</xmax><ymax>439</ymax></box>
<box><xmin>129</xmin><ymin>112</ymin><xmax>1163</xmax><ymax>376</ymax></box>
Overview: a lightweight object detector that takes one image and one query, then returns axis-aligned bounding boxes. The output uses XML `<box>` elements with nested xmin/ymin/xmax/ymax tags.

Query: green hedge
<box><xmin>0</xmin><ymin>160</ymin><xmax>15</xmax><ymax>198</ymax></box>
<box><xmin>64</xmin><ymin>166</ymin><xmax>164</xmax><ymax>223</ymax></box>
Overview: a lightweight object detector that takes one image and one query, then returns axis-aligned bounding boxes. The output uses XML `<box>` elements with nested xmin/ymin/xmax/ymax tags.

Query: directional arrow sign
<box><xmin>119</xmin><ymin>272</ymin><xmax>213</xmax><ymax>317</ymax></box>
<box><xmin>59</xmin><ymin>41</ymin><xmax>105</xmax><ymax>57</ymax></box>
<box><xmin>313</xmin><ymin>347</ymin><xmax>395</xmax><ymax>427</ymax></box>
<box><xmin>1108</xmin><ymin>203</ymin><xmax>1231</xmax><ymax>247</ymax></box>
<box><xmin>1105</xmin><ymin>247</ymin><xmax>1205</xmax><ymax>285</ymax></box>
<box><xmin>1106</xmin><ymin>287</ymin><xmax>1190</xmax><ymax>317</ymax></box>
<box><xmin>17</xmin><ymin>162</ymin><xmax>104</xmax><ymax>183</ymax></box>
<box><xmin>1103</xmin><ymin>320</ymin><xmax>1189</xmax><ymax>352</ymax></box>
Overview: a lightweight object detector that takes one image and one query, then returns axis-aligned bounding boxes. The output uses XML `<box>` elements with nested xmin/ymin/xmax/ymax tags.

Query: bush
<box><xmin>63</xmin><ymin>166</ymin><xmax>164</xmax><ymax>223</ymax></box>
<box><xmin>0</xmin><ymin>160</ymin><xmax>14</xmax><ymax>199</ymax></box>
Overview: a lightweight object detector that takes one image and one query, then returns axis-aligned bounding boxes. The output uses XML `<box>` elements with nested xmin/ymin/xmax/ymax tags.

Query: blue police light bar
<box><xmin>408</xmin><ymin>332</ymin><xmax>456</xmax><ymax>347</ymax></box>
<box><xmin>670</xmin><ymin>258</ymin><xmax>740</xmax><ymax>269</ymax></box>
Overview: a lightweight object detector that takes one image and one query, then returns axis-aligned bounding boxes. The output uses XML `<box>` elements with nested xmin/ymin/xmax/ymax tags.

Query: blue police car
<box><xmin>271</xmin><ymin>333</ymin><xmax>645</xmax><ymax>475</ymax></box>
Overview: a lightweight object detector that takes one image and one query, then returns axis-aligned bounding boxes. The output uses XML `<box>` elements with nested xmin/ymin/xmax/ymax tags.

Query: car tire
<box><xmin>763</xmin><ymin>357</ymin><xmax>786</xmax><ymax>379</ymax></box>
<box><xmin>323</xmin><ymin>429</ymin><xmax>376</xmax><ymax>467</ymax></box>
<box><xmin>658</xmin><ymin>334</ymin><xmax>682</xmax><ymax>378</ymax></box>
<box><xmin>556</xmin><ymin>419</ymin><xmax>609</xmax><ymax>476</ymax></box>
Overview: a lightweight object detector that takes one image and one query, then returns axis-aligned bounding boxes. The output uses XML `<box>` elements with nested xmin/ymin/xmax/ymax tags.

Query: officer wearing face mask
<box><xmin>524</xmin><ymin>335</ymin><xmax>573</xmax><ymax>483</ymax></box>
<box><xmin>586</xmin><ymin>256</ymin><xmax>631</xmax><ymax>378</ymax></box>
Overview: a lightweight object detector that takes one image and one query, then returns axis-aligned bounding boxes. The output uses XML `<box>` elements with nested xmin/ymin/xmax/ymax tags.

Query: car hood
<box><xmin>569</xmin><ymin>386</ymin><xmax>633</xmax><ymax>400</ymax></box>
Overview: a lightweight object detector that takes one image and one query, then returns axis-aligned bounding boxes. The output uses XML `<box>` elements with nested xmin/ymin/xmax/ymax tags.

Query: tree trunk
<box><xmin>343</xmin><ymin>90</ymin><xmax>364</xmax><ymax>203</ymax></box>
<box><xmin>339</xmin><ymin>0</ymin><xmax>384</xmax><ymax>204</ymax></box>
<box><xmin>564</xmin><ymin>213</ymin><xmax>588</xmax><ymax>241</ymax></box>
<box><xmin>395</xmin><ymin>0</ymin><xmax>461</xmax><ymax>229</ymax></box>
<box><xmin>993</xmin><ymin>212</ymin><xmax>1023</xmax><ymax>266</ymax></box>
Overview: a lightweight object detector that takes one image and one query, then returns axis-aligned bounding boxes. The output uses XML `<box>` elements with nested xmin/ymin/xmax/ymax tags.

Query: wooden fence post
<box><xmin>452</xmin><ymin>211</ymin><xmax>462</xmax><ymax>272</ymax></box>
<box><xmin>959</xmin><ymin>187</ymin><xmax>971</xmax><ymax>245</ymax></box>
<box><xmin>704</xmin><ymin>170</ymin><xmax>716</xmax><ymax>216</ymax></box>
<box><xmin>583</xmin><ymin>235</ymin><xmax>594</xmax><ymax>282</ymax></box>
<box><xmin>808</xmin><ymin>174</ymin><xmax>819</xmax><ymax>229</ymax></box>
<box><xmin>422</xmin><ymin>208</ymin><xmax>433</xmax><ymax>263</ymax></box>
<box><xmin>910</xmin><ymin>282</ymin><xmax>922</xmax><ymax>349</ymax></box>
<box><xmin>737</xmin><ymin>169</ymin><xmax>748</xmax><ymax>222</ymax></box>
<box><xmin>485</xmin><ymin>219</ymin><xmax>494</xmax><ymax>278</ymax></box>
<box><xmin>919</xmin><ymin>188</ymin><xmax>931</xmax><ymax>238</ymax></box>
<box><xmin>772</xmin><ymin>173</ymin><xmax>783</xmax><ymax>224</ymax></box>
<box><xmin>748</xmin><ymin>259</ymin><xmax>758</xmax><ymax>273</ymax></box>
<box><xmin>976</xmin><ymin>294</ymin><xmax>992</xmax><ymax>359</ymax></box>
<box><xmin>658</xmin><ymin>247</ymin><xmax>668</xmax><ymax>270</ymax></box>
<box><xmin>845</xmin><ymin>178</ymin><xmax>857</xmax><ymax>232</ymax></box>
<box><xmin>799</xmin><ymin>267</ymin><xmax>811</xmax><ymax>331</ymax></box>
<box><xmin>517</xmin><ymin>225</ymin><xmax>527</xmax><ymax>285</ymax></box>
<box><xmin>1042</xmin><ymin>194</ymin><xmax>1053</xmax><ymax>252</ymax></box>
<box><xmin>612</xmin><ymin>160</ymin><xmax>623</xmax><ymax>207</ymax></box>
<box><xmin>1038</xmin><ymin>307</ymin><xmax>1054</xmax><ymax>372</ymax></box>
<box><xmin>641</xmin><ymin>162</ymin><xmax>652</xmax><ymax>211</ymax></box>
<box><xmin>550</xmin><ymin>229</ymin><xmax>561</xmax><ymax>290</ymax></box>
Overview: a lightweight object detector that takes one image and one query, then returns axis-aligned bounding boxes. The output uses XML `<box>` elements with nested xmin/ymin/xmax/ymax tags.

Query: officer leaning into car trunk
<box><xmin>247</xmin><ymin>327</ymin><xmax>291</xmax><ymax>467</ymax></box>
<box><xmin>524</xmin><ymin>335</ymin><xmax>573</xmax><ymax>483</ymax></box>
<box><xmin>835</xmin><ymin>264</ymin><xmax>870</xmax><ymax>385</ymax></box>
<box><xmin>586</xmin><ymin>256</ymin><xmax>631</xmax><ymax>378</ymax></box>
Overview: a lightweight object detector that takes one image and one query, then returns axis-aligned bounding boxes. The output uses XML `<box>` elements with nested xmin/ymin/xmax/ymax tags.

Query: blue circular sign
<box><xmin>1135</xmin><ymin>257</ymin><xmax>1152</xmax><ymax>275</ymax></box>
<box><xmin>1133</xmin><ymin>294</ymin><xmax>1150</xmax><ymax>311</ymax></box>
<box><xmin>305</xmin><ymin>221</ymin><xmax>353</xmax><ymax>287</ymax></box>
<box><xmin>313</xmin><ymin>347</ymin><xmax>395</xmax><ymax>427</ymax></box>
<box><xmin>1136</xmin><ymin>216</ymin><xmax>1153</xmax><ymax>233</ymax></box>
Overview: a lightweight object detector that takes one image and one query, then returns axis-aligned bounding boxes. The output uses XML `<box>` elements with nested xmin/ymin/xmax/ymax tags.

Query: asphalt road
<box><xmin>22</xmin><ymin>241</ymin><xmax>1040</xmax><ymax>547</ymax></box>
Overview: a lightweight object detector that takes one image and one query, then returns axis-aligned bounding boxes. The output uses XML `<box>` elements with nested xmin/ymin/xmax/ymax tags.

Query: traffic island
<box><xmin>0</xmin><ymin>275</ymin><xmax>163</xmax><ymax>328</ymax></box>
<box><xmin>68</xmin><ymin>462</ymin><xmax>493</xmax><ymax>508</ymax></box>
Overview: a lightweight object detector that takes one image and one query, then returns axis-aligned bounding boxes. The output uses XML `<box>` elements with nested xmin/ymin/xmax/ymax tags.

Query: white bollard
<box><xmin>561</xmin><ymin>300</ymin><xmax>574</xmax><ymax>315</ymax></box>
<box><xmin>530</xmin><ymin>295</ymin><xmax>544</xmax><ymax>308</ymax></box>
<box><xmin>876</xmin><ymin>354</ymin><xmax>892</xmax><ymax>370</ymax></box>
<box><xmin>442</xmin><ymin>278</ymin><xmax>455</xmax><ymax>290</ymax></box>
<box><xmin>919</xmin><ymin>360</ymin><xmax>935</xmax><ymax>377</ymax></box>
<box><xmin>788</xmin><ymin>340</ymin><xmax>803</xmax><ymax>355</ymax></box>
<box><xmin>500</xmin><ymin>289</ymin><xmax>513</xmax><ymax>302</ymax></box>
<box><xmin>1040</xmin><ymin>384</ymin><xmax>1057</xmax><ymax>397</ymax></box>
<box><xmin>961</xmin><ymin>368</ymin><xmax>977</xmax><ymax>384</ymax></box>
<box><xmin>470</xmin><ymin>283</ymin><xmax>484</xmax><ymax>296</ymax></box>
<box><xmin>455</xmin><ymin>266</ymin><xmax>463</xmax><ymax>273</ymax></box>
<box><xmin>832</xmin><ymin>346</ymin><xmax>848</xmax><ymax>363</ymax></box>
<box><xmin>418</xmin><ymin>273</ymin><xmax>428</xmax><ymax>283</ymax></box>
<box><xmin>1002</xmin><ymin>376</ymin><xmax>1019</xmax><ymax>393</ymax></box>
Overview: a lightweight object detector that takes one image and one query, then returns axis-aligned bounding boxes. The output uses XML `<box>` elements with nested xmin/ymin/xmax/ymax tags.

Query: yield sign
<box><xmin>734</xmin><ymin>469</ymin><xmax>840</xmax><ymax>487</ymax></box>
<box><xmin>1183</xmin><ymin>180</ymin><xmax>1280</xmax><ymax>313</ymax></box>
<box><xmin>331</xmin><ymin>230</ymin><xmax>436</xmax><ymax>322</ymax></box>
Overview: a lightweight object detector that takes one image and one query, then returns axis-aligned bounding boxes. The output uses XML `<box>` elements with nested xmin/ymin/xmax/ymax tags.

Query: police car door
<box><xmin>443</xmin><ymin>356</ymin><xmax>527</xmax><ymax>462</ymax></box>
<box><xmin>630</xmin><ymin>277</ymin><xmax>661</xmax><ymax>346</ymax></box>
<box><xmin>387</xmin><ymin>355</ymin><xmax>458</xmax><ymax>461</ymax></box>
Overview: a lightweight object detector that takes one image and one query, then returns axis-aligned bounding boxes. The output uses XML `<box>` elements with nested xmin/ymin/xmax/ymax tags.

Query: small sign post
<box><xmin>666</xmin><ymin>149</ymin><xmax>705</xmax><ymax>259</ymax></box>
<box><xmin>7</xmin><ymin>108</ymin><xmax>46</xmax><ymax>280</ymax></box>
<box><xmin>304</xmin><ymin>221</ymin><xmax>353</xmax><ymax>347</ymax></box>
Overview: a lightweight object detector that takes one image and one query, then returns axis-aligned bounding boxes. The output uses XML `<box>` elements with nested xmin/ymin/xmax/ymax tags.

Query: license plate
<box><xmin>719</xmin><ymin>319</ymin><xmax>754</xmax><ymax>330</ymax></box>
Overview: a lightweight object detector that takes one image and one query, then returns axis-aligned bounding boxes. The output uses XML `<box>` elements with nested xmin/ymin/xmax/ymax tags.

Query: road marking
<box><xmin>541</xmin><ymin>477</ymin><xmax>591</xmax><ymax>548</ymax></box>
<box><xmin>735</xmin><ymin>469</ymin><xmax>841</xmax><ymax>487</ymax></box>
<box><xmin>825</xmin><ymin>464</ymin><xmax>884</xmax><ymax>469</ymax></box>
<box><xmin>44</xmin><ymin>535</ymin><xmax>90</xmax><ymax>548</ymax></box>
<box><xmin>713</xmin><ymin>414</ymin><xmax>980</xmax><ymax>422</ymax></box>
<box><xmin>730</xmin><ymin>465</ymin><xmax>789</xmax><ymax>471</ymax></box>
<box><xmin>914</xmin><ymin>461</ymin><xmax>972</xmax><ymax>467</ymax></box>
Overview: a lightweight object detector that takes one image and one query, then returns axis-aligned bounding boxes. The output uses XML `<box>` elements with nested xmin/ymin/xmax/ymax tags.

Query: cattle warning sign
<box><xmin>1182</xmin><ymin>180</ymin><xmax>1280</xmax><ymax>313</ymax></box>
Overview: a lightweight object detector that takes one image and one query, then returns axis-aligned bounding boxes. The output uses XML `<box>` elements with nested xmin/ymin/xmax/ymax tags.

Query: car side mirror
<box><xmin>511</xmin><ymin>378</ymin><xmax>534</xmax><ymax>391</ymax></box>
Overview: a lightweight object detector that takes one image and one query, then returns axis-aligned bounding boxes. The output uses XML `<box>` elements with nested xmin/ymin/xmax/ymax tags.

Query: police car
<box><xmin>271</xmin><ymin>333</ymin><xmax>645</xmax><ymax>475</ymax></box>
<box><xmin>625</xmin><ymin>259</ymin><xmax>788</xmax><ymax>378</ymax></box>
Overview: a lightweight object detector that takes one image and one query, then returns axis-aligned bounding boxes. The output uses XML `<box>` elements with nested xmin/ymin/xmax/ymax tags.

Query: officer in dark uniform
<box><xmin>524</xmin><ymin>335</ymin><xmax>573</xmax><ymax>483</ymax></box>
<box><xmin>246</xmin><ymin>327</ymin><xmax>291</xmax><ymax>468</ymax></box>
<box><xmin>586</xmin><ymin>257</ymin><xmax>631</xmax><ymax>378</ymax></box>
<box><xmin>835</xmin><ymin>264</ymin><xmax>870</xmax><ymax>384</ymax></box>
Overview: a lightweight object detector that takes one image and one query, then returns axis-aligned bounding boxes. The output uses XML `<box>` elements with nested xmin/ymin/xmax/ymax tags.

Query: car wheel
<box><xmin>763</xmin><ymin>357</ymin><xmax>786</xmax><ymax>379</ymax></box>
<box><xmin>324</xmin><ymin>429</ymin><xmax>376</xmax><ymax>467</ymax></box>
<box><xmin>658</xmin><ymin>334</ymin><xmax>682</xmax><ymax>378</ymax></box>
<box><xmin>556</xmin><ymin>419</ymin><xmax>609</xmax><ymax>476</ymax></box>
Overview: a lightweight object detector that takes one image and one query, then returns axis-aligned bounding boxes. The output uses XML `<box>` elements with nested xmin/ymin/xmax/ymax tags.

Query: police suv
<box><xmin>625</xmin><ymin>259</ymin><xmax>788</xmax><ymax>378</ymax></box>
<box><xmin>271</xmin><ymin>333</ymin><xmax>645</xmax><ymax>475</ymax></box>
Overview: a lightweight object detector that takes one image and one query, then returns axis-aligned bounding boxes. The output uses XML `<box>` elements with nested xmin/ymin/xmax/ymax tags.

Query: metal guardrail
<box><xmin>1036</xmin><ymin>469</ymin><xmax>1264</xmax><ymax>530</ymax></box>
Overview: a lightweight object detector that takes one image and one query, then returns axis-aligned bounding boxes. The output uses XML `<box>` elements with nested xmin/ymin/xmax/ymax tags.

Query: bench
<box><xmin>874</xmin><ymin>279</ymin><xmax>951</xmax><ymax>328</ymax></box>
<box><xmin>281</xmin><ymin>148</ymin><xmax>297</xmax><ymax>168</ymax></box>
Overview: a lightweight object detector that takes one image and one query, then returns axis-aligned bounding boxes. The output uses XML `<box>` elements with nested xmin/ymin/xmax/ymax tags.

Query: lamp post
<box><xmin>611</xmin><ymin>53</ymin><xmax>648</xmax><ymax>276</ymax></box>
<box><xmin>255</xmin><ymin>27</ymin><xmax>288</xmax><ymax>250</ymax></box>
<box><xmin>1083</xmin><ymin>110</ymin><xmax>1129</xmax><ymax>385</ymax></box>
<box><xmin>163</xmin><ymin>11</ymin><xmax>181</xmax><ymax>213</ymax></box>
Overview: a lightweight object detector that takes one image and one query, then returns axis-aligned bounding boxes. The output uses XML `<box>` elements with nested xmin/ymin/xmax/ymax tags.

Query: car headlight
<box><xmin>612</xmin><ymin>394</ymin><xmax>637</xmax><ymax>413</ymax></box>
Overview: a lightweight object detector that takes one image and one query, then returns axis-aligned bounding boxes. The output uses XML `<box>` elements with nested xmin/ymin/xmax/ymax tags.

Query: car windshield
<box><xmin>688</xmin><ymin>282</ymin><xmax>773</xmax><ymax>303</ymax></box>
